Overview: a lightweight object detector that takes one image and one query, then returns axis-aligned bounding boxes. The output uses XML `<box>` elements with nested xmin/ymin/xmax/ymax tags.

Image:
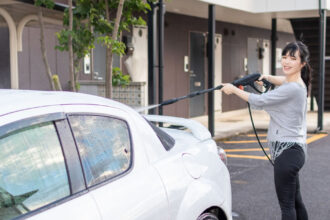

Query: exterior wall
<box><xmin>0</xmin><ymin>27</ymin><xmax>10</xmax><ymax>89</ymax></box>
<box><xmin>4</xmin><ymin>9</ymin><xmax>294</xmax><ymax>118</ymax></box>
<box><xmin>18</xmin><ymin>25</ymin><xmax>71</xmax><ymax>91</ymax></box>
<box><xmin>163</xmin><ymin>12</ymin><xmax>294</xmax><ymax>117</ymax></box>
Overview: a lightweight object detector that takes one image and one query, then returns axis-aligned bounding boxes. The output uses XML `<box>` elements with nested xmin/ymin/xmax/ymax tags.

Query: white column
<box><xmin>0</xmin><ymin>8</ymin><xmax>18</xmax><ymax>89</ymax></box>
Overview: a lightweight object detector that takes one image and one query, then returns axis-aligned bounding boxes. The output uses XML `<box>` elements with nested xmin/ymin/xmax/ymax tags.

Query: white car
<box><xmin>0</xmin><ymin>90</ymin><xmax>232</xmax><ymax>220</ymax></box>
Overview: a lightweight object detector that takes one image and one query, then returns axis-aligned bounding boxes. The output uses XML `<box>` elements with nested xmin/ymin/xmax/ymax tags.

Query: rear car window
<box><xmin>146</xmin><ymin>120</ymin><xmax>175</xmax><ymax>151</ymax></box>
<box><xmin>0</xmin><ymin>122</ymin><xmax>70</xmax><ymax>220</ymax></box>
<box><xmin>68</xmin><ymin>115</ymin><xmax>132</xmax><ymax>187</ymax></box>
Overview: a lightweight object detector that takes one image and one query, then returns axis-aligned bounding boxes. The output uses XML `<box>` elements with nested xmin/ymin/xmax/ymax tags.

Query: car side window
<box><xmin>0</xmin><ymin>122</ymin><xmax>70</xmax><ymax>220</ymax></box>
<box><xmin>68</xmin><ymin>115</ymin><xmax>131</xmax><ymax>187</ymax></box>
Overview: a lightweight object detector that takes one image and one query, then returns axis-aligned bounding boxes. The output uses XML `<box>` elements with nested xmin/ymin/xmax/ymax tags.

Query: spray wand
<box><xmin>137</xmin><ymin>72</ymin><xmax>272</xmax><ymax>112</ymax></box>
<box><xmin>137</xmin><ymin>72</ymin><xmax>274</xmax><ymax>165</ymax></box>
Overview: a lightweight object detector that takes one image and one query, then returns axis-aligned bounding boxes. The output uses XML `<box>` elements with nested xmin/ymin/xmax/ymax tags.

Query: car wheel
<box><xmin>197</xmin><ymin>212</ymin><xmax>219</xmax><ymax>220</ymax></box>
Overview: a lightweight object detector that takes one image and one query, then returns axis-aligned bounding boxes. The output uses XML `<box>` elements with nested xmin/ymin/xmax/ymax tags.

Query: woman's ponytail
<box><xmin>301</xmin><ymin>62</ymin><xmax>312</xmax><ymax>95</ymax></box>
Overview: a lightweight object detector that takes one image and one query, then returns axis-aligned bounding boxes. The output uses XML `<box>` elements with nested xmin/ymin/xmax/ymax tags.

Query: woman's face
<box><xmin>281</xmin><ymin>50</ymin><xmax>305</xmax><ymax>76</ymax></box>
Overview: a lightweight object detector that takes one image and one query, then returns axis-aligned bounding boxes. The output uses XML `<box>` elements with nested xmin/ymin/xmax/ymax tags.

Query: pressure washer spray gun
<box><xmin>137</xmin><ymin>72</ymin><xmax>274</xmax><ymax>165</ymax></box>
<box><xmin>231</xmin><ymin>72</ymin><xmax>272</xmax><ymax>93</ymax></box>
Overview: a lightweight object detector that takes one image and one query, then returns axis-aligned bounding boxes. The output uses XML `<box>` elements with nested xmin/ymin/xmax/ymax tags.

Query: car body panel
<box><xmin>27</xmin><ymin>193</ymin><xmax>101</xmax><ymax>220</ymax></box>
<box><xmin>89</xmin><ymin>165</ymin><xmax>169</xmax><ymax>220</ymax></box>
<box><xmin>152</xmin><ymin>140</ymin><xmax>231</xmax><ymax>220</ymax></box>
<box><xmin>0</xmin><ymin>105</ymin><xmax>64</xmax><ymax>127</ymax></box>
<box><xmin>0</xmin><ymin>90</ymin><xmax>232</xmax><ymax>220</ymax></box>
<box><xmin>146</xmin><ymin>115</ymin><xmax>232</xmax><ymax>220</ymax></box>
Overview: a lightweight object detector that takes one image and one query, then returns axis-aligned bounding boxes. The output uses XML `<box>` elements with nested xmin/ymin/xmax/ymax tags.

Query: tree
<box><xmin>56</xmin><ymin>1</ymin><xmax>94</xmax><ymax>91</ymax></box>
<box><xmin>56</xmin><ymin>0</ymin><xmax>150</xmax><ymax>96</ymax></box>
<box><xmin>34</xmin><ymin>0</ymin><xmax>62</xmax><ymax>91</ymax></box>
<box><xmin>105</xmin><ymin>0</ymin><xmax>124</xmax><ymax>98</ymax></box>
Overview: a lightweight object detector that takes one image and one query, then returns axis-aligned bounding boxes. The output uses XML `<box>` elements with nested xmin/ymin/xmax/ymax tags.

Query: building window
<box><xmin>69</xmin><ymin>115</ymin><xmax>131</xmax><ymax>187</ymax></box>
<box><xmin>0</xmin><ymin>122</ymin><xmax>70</xmax><ymax>219</ymax></box>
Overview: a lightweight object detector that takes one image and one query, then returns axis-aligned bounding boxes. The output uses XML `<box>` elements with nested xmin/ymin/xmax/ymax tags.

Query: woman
<box><xmin>221</xmin><ymin>41</ymin><xmax>310</xmax><ymax>220</ymax></box>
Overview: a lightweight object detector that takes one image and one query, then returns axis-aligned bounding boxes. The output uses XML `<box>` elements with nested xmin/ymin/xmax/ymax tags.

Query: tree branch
<box><xmin>37</xmin><ymin>7</ymin><xmax>56</xmax><ymax>90</ymax></box>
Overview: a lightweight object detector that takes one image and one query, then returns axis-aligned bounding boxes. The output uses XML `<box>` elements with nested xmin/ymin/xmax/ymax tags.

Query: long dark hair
<box><xmin>282</xmin><ymin>41</ymin><xmax>312</xmax><ymax>95</ymax></box>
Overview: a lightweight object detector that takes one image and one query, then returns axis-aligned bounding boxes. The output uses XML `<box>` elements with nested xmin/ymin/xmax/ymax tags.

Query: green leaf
<box><xmin>34</xmin><ymin>0</ymin><xmax>55</xmax><ymax>9</ymax></box>
<box><xmin>112</xmin><ymin>67</ymin><xmax>131</xmax><ymax>86</ymax></box>
<box><xmin>55</xmin><ymin>0</ymin><xmax>149</xmax><ymax>76</ymax></box>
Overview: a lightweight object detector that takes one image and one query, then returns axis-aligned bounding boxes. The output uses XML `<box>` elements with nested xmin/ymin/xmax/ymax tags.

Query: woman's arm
<box><xmin>221</xmin><ymin>82</ymin><xmax>296</xmax><ymax>110</ymax></box>
<box><xmin>261</xmin><ymin>75</ymin><xmax>286</xmax><ymax>86</ymax></box>
<box><xmin>221</xmin><ymin>84</ymin><xmax>250</xmax><ymax>102</ymax></box>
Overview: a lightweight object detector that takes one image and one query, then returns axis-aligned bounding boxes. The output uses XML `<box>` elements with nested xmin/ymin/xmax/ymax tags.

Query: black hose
<box><xmin>247</xmin><ymin>103</ymin><xmax>274</xmax><ymax>166</ymax></box>
<box><xmin>159</xmin><ymin>85</ymin><xmax>223</xmax><ymax>107</ymax></box>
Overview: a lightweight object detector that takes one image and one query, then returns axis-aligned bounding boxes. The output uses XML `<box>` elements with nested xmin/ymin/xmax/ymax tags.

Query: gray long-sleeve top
<box><xmin>248</xmin><ymin>82</ymin><xmax>307</xmax><ymax>160</ymax></box>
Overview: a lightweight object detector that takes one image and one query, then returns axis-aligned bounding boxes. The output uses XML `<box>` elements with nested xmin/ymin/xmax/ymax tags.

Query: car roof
<box><xmin>0</xmin><ymin>89</ymin><xmax>133</xmax><ymax>116</ymax></box>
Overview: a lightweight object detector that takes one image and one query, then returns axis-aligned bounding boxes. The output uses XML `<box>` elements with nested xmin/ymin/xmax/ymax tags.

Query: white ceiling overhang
<box><xmin>165</xmin><ymin>0</ymin><xmax>326</xmax><ymax>33</ymax></box>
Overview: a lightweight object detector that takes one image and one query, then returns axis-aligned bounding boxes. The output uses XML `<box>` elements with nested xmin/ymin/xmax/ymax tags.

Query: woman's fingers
<box><xmin>256</xmin><ymin>75</ymin><xmax>267</xmax><ymax>86</ymax></box>
<box><xmin>221</xmin><ymin>83</ymin><xmax>234</xmax><ymax>95</ymax></box>
<box><xmin>259</xmin><ymin>74</ymin><xmax>269</xmax><ymax>81</ymax></box>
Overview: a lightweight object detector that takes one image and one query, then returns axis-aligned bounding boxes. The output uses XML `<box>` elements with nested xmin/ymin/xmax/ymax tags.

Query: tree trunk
<box><xmin>105</xmin><ymin>0</ymin><xmax>111</xmax><ymax>98</ymax></box>
<box><xmin>74</xmin><ymin>58</ymin><xmax>82</xmax><ymax>89</ymax></box>
<box><xmin>90</xmin><ymin>24</ymin><xmax>94</xmax><ymax>80</ymax></box>
<box><xmin>105</xmin><ymin>0</ymin><xmax>125</xmax><ymax>98</ymax></box>
<box><xmin>37</xmin><ymin>8</ymin><xmax>56</xmax><ymax>91</ymax></box>
<box><xmin>68</xmin><ymin>0</ymin><xmax>76</xmax><ymax>91</ymax></box>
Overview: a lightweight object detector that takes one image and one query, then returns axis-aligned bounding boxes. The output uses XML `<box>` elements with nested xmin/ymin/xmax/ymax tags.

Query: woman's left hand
<box><xmin>221</xmin><ymin>83</ymin><xmax>237</xmax><ymax>95</ymax></box>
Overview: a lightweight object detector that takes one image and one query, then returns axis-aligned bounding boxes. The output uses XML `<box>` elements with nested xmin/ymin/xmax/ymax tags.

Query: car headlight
<box><xmin>217</xmin><ymin>146</ymin><xmax>227</xmax><ymax>166</ymax></box>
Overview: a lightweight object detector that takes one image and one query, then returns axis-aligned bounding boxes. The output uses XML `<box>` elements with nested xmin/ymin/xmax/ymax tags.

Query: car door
<box><xmin>0</xmin><ymin>110</ymin><xmax>101</xmax><ymax>220</ymax></box>
<box><xmin>63</xmin><ymin>105</ymin><xmax>169</xmax><ymax>220</ymax></box>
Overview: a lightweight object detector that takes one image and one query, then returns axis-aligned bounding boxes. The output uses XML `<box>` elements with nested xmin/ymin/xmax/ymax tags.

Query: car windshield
<box><xmin>145</xmin><ymin>119</ymin><xmax>175</xmax><ymax>151</ymax></box>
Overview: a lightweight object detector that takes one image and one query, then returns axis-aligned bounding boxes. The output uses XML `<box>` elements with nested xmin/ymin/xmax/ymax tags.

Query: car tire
<box><xmin>197</xmin><ymin>212</ymin><xmax>219</xmax><ymax>220</ymax></box>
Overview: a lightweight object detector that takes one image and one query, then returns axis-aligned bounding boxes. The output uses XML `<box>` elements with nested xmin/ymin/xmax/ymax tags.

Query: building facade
<box><xmin>0</xmin><ymin>0</ymin><xmax>328</xmax><ymax>118</ymax></box>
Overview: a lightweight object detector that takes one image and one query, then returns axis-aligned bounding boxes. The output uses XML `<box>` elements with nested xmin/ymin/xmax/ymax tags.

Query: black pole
<box><xmin>318</xmin><ymin>8</ymin><xmax>326</xmax><ymax>131</ymax></box>
<box><xmin>147</xmin><ymin>1</ymin><xmax>156</xmax><ymax>114</ymax></box>
<box><xmin>158</xmin><ymin>0</ymin><xmax>164</xmax><ymax>115</ymax></box>
<box><xmin>208</xmin><ymin>4</ymin><xmax>215</xmax><ymax>137</ymax></box>
<box><xmin>271</xmin><ymin>18</ymin><xmax>277</xmax><ymax>76</ymax></box>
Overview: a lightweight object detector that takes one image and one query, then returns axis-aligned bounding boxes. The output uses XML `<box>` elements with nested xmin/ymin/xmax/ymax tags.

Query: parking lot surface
<box><xmin>218</xmin><ymin>131</ymin><xmax>330</xmax><ymax>220</ymax></box>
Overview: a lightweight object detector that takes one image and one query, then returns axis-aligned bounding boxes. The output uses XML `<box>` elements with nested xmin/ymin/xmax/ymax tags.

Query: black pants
<box><xmin>274</xmin><ymin>144</ymin><xmax>308</xmax><ymax>220</ymax></box>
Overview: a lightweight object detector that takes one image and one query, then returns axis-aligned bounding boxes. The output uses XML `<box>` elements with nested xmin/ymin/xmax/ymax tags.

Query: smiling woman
<box><xmin>221</xmin><ymin>41</ymin><xmax>311</xmax><ymax>220</ymax></box>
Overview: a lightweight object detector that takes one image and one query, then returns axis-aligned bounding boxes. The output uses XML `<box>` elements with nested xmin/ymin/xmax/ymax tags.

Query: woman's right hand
<box><xmin>221</xmin><ymin>83</ymin><xmax>237</xmax><ymax>95</ymax></box>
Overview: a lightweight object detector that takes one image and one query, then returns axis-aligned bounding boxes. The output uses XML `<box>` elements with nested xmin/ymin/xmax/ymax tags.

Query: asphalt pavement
<box><xmin>192</xmin><ymin>108</ymin><xmax>330</xmax><ymax>219</ymax></box>
<box><xmin>217</xmin><ymin>131</ymin><xmax>330</xmax><ymax>220</ymax></box>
